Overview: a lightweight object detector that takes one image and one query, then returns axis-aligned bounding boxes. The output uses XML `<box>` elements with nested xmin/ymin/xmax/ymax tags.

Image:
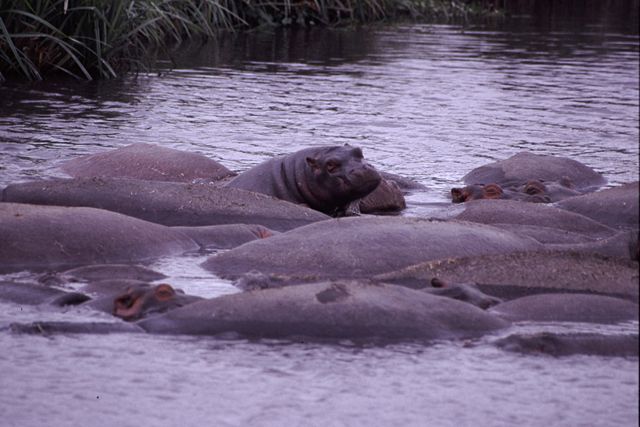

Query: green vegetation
<box><xmin>0</xmin><ymin>0</ymin><xmax>496</xmax><ymax>81</ymax></box>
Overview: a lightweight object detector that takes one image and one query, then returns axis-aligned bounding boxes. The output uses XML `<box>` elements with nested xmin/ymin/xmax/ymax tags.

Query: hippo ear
<box><xmin>484</xmin><ymin>184</ymin><xmax>503</xmax><ymax>198</ymax></box>
<box><xmin>451</xmin><ymin>188</ymin><xmax>465</xmax><ymax>203</ymax></box>
<box><xmin>154</xmin><ymin>284</ymin><xmax>176</xmax><ymax>301</ymax></box>
<box><xmin>306</xmin><ymin>157</ymin><xmax>321</xmax><ymax>171</ymax></box>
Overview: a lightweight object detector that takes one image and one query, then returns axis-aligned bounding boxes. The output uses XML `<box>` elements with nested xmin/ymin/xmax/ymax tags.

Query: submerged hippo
<box><xmin>60</xmin><ymin>143</ymin><xmax>235</xmax><ymax>182</ymax></box>
<box><xmin>40</xmin><ymin>264</ymin><xmax>168</xmax><ymax>286</ymax></box>
<box><xmin>226</xmin><ymin>145</ymin><xmax>382</xmax><ymax>215</ymax></box>
<box><xmin>452</xmin><ymin>199</ymin><xmax>616</xmax><ymax>241</ymax></box>
<box><xmin>2</xmin><ymin>177</ymin><xmax>329</xmax><ymax>232</ymax></box>
<box><xmin>0</xmin><ymin>281</ymin><xmax>90</xmax><ymax>306</ymax></box>
<box><xmin>375</xmin><ymin>250</ymin><xmax>640</xmax><ymax>301</ymax></box>
<box><xmin>202</xmin><ymin>216</ymin><xmax>542</xmax><ymax>280</ymax></box>
<box><xmin>233</xmin><ymin>273</ymin><xmax>502</xmax><ymax>309</ymax></box>
<box><xmin>84</xmin><ymin>283</ymin><xmax>203</xmax><ymax>321</ymax></box>
<box><xmin>495</xmin><ymin>333</ymin><xmax>639</xmax><ymax>357</ymax></box>
<box><xmin>451</xmin><ymin>180</ymin><xmax>580</xmax><ymax>204</ymax></box>
<box><xmin>489</xmin><ymin>293</ymin><xmax>639</xmax><ymax>323</ymax></box>
<box><xmin>171</xmin><ymin>224</ymin><xmax>277</xmax><ymax>249</ymax></box>
<box><xmin>462</xmin><ymin>151</ymin><xmax>606</xmax><ymax>191</ymax></box>
<box><xmin>555</xmin><ymin>182</ymin><xmax>639</xmax><ymax>231</ymax></box>
<box><xmin>136</xmin><ymin>280</ymin><xmax>509</xmax><ymax>341</ymax></box>
<box><xmin>0</xmin><ymin>203</ymin><xmax>198</xmax><ymax>273</ymax></box>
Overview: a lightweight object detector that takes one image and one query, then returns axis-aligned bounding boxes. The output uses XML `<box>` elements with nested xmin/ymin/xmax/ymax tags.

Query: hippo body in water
<box><xmin>555</xmin><ymin>182</ymin><xmax>639</xmax><ymax>231</ymax></box>
<box><xmin>495</xmin><ymin>333</ymin><xmax>639</xmax><ymax>357</ymax></box>
<box><xmin>489</xmin><ymin>293</ymin><xmax>639</xmax><ymax>323</ymax></box>
<box><xmin>2</xmin><ymin>178</ymin><xmax>329</xmax><ymax>232</ymax></box>
<box><xmin>137</xmin><ymin>280</ymin><xmax>509</xmax><ymax>341</ymax></box>
<box><xmin>0</xmin><ymin>281</ymin><xmax>90</xmax><ymax>306</ymax></box>
<box><xmin>461</xmin><ymin>151</ymin><xmax>606</xmax><ymax>191</ymax></box>
<box><xmin>0</xmin><ymin>203</ymin><xmax>198</xmax><ymax>273</ymax></box>
<box><xmin>202</xmin><ymin>216</ymin><xmax>542</xmax><ymax>280</ymax></box>
<box><xmin>60</xmin><ymin>143</ymin><xmax>235</xmax><ymax>182</ymax></box>
<box><xmin>451</xmin><ymin>180</ymin><xmax>581</xmax><ymax>204</ymax></box>
<box><xmin>452</xmin><ymin>199</ymin><xmax>616</xmax><ymax>241</ymax></box>
<box><xmin>226</xmin><ymin>145</ymin><xmax>382</xmax><ymax>215</ymax></box>
<box><xmin>375</xmin><ymin>250</ymin><xmax>639</xmax><ymax>301</ymax></box>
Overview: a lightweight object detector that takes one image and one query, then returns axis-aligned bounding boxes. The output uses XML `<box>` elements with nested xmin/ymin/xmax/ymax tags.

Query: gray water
<box><xmin>1</xmin><ymin>20</ymin><xmax>639</xmax><ymax>426</ymax></box>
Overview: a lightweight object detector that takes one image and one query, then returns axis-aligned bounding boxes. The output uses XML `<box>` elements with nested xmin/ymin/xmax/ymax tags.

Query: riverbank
<box><xmin>0</xmin><ymin>0</ymin><xmax>499</xmax><ymax>82</ymax></box>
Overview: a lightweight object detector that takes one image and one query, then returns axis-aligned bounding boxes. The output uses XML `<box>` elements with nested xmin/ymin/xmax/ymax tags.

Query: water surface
<box><xmin>1</xmin><ymin>20</ymin><xmax>638</xmax><ymax>426</ymax></box>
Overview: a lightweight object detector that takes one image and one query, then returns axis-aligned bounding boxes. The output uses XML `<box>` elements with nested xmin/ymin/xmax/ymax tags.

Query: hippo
<box><xmin>358</xmin><ymin>178</ymin><xmax>406</xmax><ymax>214</ymax></box>
<box><xmin>136</xmin><ymin>280</ymin><xmax>509</xmax><ymax>341</ymax></box>
<box><xmin>495</xmin><ymin>333</ymin><xmax>639</xmax><ymax>357</ymax></box>
<box><xmin>517</xmin><ymin>179</ymin><xmax>581</xmax><ymax>202</ymax></box>
<box><xmin>0</xmin><ymin>203</ymin><xmax>198</xmax><ymax>273</ymax></box>
<box><xmin>374</xmin><ymin>250</ymin><xmax>640</xmax><ymax>301</ymax></box>
<box><xmin>452</xmin><ymin>199</ymin><xmax>616</xmax><ymax>241</ymax></box>
<box><xmin>226</xmin><ymin>145</ymin><xmax>382</xmax><ymax>215</ymax></box>
<box><xmin>555</xmin><ymin>182</ymin><xmax>639</xmax><ymax>231</ymax></box>
<box><xmin>233</xmin><ymin>272</ymin><xmax>502</xmax><ymax>310</ymax></box>
<box><xmin>377</xmin><ymin>171</ymin><xmax>426</xmax><ymax>191</ymax></box>
<box><xmin>2</xmin><ymin>177</ymin><xmax>329</xmax><ymax>232</ymax></box>
<box><xmin>171</xmin><ymin>224</ymin><xmax>277</xmax><ymax>249</ymax></box>
<box><xmin>451</xmin><ymin>180</ymin><xmax>580</xmax><ymax>204</ymax></box>
<box><xmin>462</xmin><ymin>152</ymin><xmax>606</xmax><ymax>191</ymax></box>
<box><xmin>0</xmin><ymin>281</ymin><xmax>90</xmax><ymax>306</ymax></box>
<box><xmin>39</xmin><ymin>264</ymin><xmax>168</xmax><ymax>286</ymax></box>
<box><xmin>60</xmin><ymin>143</ymin><xmax>235</xmax><ymax>182</ymax></box>
<box><xmin>84</xmin><ymin>283</ymin><xmax>204</xmax><ymax>321</ymax></box>
<box><xmin>202</xmin><ymin>216</ymin><xmax>542</xmax><ymax>280</ymax></box>
<box><xmin>451</xmin><ymin>183</ymin><xmax>508</xmax><ymax>203</ymax></box>
<box><xmin>489</xmin><ymin>293</ymin><xmax>639</xmax><ymax>323</ymax></box>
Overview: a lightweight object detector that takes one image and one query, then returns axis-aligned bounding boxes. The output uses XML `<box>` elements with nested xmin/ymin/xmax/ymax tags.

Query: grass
<box><xmin>0</xmin><ymin>0</ymin><xmax>497</xmax><ymax>82</ymax></box>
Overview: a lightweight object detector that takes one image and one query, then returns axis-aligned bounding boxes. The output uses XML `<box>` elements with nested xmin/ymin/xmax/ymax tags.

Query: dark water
<box><xmin>1</xmin><ymin>19</ymin><xmax>639</xmax><ymax>426</ymax></box>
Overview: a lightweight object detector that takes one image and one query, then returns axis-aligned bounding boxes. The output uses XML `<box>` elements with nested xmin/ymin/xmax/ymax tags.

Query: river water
<box><xmin>1</xmin><ymin>17</ymin><xmax>639</xmax><ymax>427</ymax></box>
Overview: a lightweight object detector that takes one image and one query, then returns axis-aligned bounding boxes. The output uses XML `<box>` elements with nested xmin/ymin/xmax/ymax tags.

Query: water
<box><xmin>1</xmin><ymin>19</ymin><xmax>639</xmax><ymax>426</ymax></box>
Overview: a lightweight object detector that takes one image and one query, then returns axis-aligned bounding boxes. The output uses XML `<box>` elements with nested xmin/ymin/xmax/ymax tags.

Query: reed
<box><xmin>0</xmin><ymin>0</ymin><xmax>491</xmax><ymax>82</ymax></box>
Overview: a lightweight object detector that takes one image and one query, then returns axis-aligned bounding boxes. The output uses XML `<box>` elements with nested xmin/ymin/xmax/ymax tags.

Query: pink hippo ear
<box><xmin>306</xmin><ymin>157</ymin><xmax>321</xmax><ymax>171</ymax></box>
<box><xmin>154</xmin><ymin>284</ymin><xmax>176</xmax><ymax>301</ymax></box>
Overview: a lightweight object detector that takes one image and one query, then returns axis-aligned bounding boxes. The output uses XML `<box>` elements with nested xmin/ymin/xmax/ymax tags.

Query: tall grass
<box><xmin>0</xmin><ymin>0</ymin><xmax>493</xmax><ymax>82</ymax></box>
<box><xmin>0</xmin><ymin>0</ymin><xmax>244</xmax><ymax>81</ymax></box>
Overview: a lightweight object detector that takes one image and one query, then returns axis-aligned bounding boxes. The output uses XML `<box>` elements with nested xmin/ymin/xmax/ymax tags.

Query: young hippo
<box><xmin>226</xmin><ymin>145</ymin><xmax>382</xmax><ymax>215</ymax></box>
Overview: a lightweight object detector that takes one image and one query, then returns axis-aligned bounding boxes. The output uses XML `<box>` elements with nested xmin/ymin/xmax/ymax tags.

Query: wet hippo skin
<box><xmin>489</xmin><ymin>293</ymin><xmax>639</xmax><ymax>323</ymax></box>
<box><xmin>136</xmin><ymin>280</ymin><xmax>510</xmax><ymax>341</ymax></box>
<box><xmin>0</xmin><ymin>203</ymin><xmax>198</xmax><ymax>273</ymax></box>
<box><xmin>60</xmin><ymin>143</ymin><xmax>235</xmax><ymax>182</ymax></box>
<box><xmin>495</xmin><ymin>333</ymin><xmax>639</xmax><ymax>357</ymax></box>
<box><xmin>227</xmin><ymin>145</ymin><xmax>382</xmax><ymax>215</ymax></box>
<box><xmin>2</xmin><ymin>178</ymin><xmax>330</xmax><ymax>232</ymax></box>
<box><xmin>462</xmin><ymin>151</ymin><xmax>606</xmax><ymax>191</ymax></box>
<box><xmin>202</xmin><ymin>216</ymin><xmax>543</xmax><ymax>280</ymax></box>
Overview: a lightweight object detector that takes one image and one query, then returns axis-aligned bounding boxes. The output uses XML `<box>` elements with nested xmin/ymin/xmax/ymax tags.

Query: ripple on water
<box><xmin>0</xmin><ymin>21</ymin><xmax>638</xmax><ymax>427</ymax></box>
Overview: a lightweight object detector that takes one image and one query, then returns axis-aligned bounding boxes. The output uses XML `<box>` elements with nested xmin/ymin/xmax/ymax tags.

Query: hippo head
<box><xmin>305</xmin><ymin>145</ymin><xmax>381</xmax><ymax>211</ymax></box>
<box><xmin>113</xmin><ymin>284</ymin><xmax>202</xmax><ymax>321</ymax></box>
<box><xmin>451</xmin><ymin>183</ymin><xmax>503</xmax><ymax>203</ymax></box>
<box><xmin>523</xmin><ymin>180</ymin><xmax>547</xmax><ymax>196</ymax></box>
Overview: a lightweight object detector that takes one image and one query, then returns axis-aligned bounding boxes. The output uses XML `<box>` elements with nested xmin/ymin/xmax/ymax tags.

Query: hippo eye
<box><xmin>326</xmin><ymin>160</ymin><xmax>341</xmax><ymax>173</ymax></box>
<box><xmin>115</xmin><ymin>295</ymin><xmax>134</xmax><ymax>309</ymax></box>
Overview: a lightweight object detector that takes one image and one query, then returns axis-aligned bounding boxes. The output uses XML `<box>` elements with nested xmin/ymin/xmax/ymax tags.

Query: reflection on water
<box><xmin>0</xmin><ymin>17</ymin><xmax>639</xmax><ymax>427</ymax></box>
